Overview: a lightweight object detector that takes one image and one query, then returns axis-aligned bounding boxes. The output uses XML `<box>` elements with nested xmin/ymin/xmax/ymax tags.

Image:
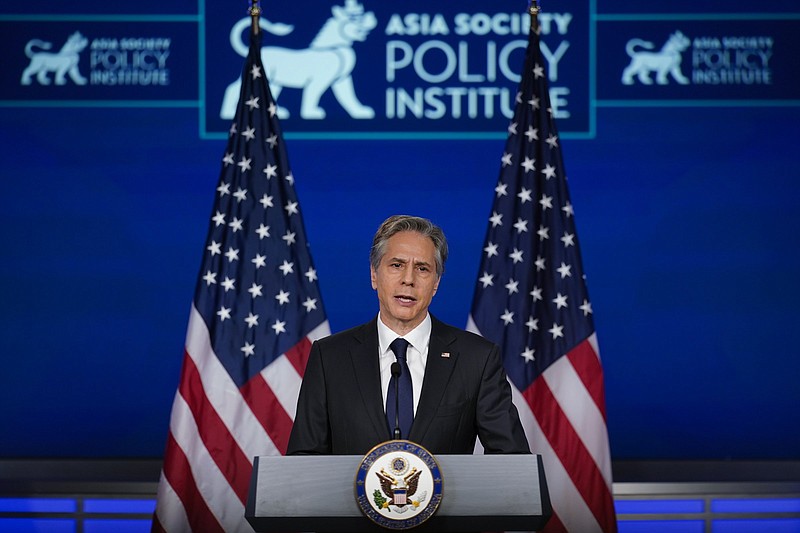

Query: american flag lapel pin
<box><xmin>441</xmin><ymin>352</ymin><xmax>450</xmax><ymax>358</ymax></box>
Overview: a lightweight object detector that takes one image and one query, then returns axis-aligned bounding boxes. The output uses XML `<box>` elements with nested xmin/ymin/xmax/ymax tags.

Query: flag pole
<box><xmin>250</xmin><ymin>0</ymin><xmax>261</xmax><ymax>35</ymax></box>
<box><xmin>529</xmin><ymin>0</ymin><xmax>540</xmax><ymax>31</ymax></box>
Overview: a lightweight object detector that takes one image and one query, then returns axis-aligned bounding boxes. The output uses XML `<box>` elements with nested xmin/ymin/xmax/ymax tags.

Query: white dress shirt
<box><xmin>377</xmin><ymin>313</ymin><xmax>430</xmax><ymax>416</ymax></box>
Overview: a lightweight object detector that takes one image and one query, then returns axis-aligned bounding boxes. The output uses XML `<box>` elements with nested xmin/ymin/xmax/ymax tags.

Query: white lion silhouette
<box><xmin>21</xmin><ymin>31</ymin><xmax>89</xmax><ymax>86</ymax></box>
<box><xmin>621</xmin><ymin>30</ymin><xmax>691</xmax><ymax>86</ymax></box>
<box><xmin>220</xmin><ymin>0</ymin><xmax>377</xmax><ymax>120</ymax></box>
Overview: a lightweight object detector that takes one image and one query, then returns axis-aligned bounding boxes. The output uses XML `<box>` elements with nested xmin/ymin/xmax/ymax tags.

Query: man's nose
<box><xmin>401</xmin><ymin>266</ymin><xmax>414</xmax><ymax>285</ymax></box>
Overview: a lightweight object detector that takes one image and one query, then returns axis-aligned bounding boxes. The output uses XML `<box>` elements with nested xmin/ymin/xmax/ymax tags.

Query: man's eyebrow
<box><xmin>387</xmin><ymin>256</ymin><xmax>431</xmax><ymax>267</ymax></box>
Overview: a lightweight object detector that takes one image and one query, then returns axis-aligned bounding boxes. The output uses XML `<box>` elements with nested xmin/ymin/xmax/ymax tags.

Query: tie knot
<box><xmin>390</xmin><ymin>338</ymin><xmax>409</xmax><ymax>361</ymax></box>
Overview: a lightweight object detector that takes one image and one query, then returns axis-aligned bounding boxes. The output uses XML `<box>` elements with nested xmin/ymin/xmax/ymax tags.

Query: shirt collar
<box><xmin>377</xmin><ymin>313</ymin><xmax>432</xmax><ymax>356</ymax></box>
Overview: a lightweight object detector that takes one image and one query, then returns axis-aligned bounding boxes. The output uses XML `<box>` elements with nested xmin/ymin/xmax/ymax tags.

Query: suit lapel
<box><xmin>349</xmin><ymin>318</ymin><xmax>391</xmax><ymax>440</ymax></box>
<box><xmin>410</xmin><ymin>317</ymin><xmax>458</xmax><ymax>442</ymax></box>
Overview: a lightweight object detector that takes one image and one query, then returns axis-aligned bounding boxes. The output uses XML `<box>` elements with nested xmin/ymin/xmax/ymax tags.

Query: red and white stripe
<box><xmin>153</xmin><ymin>305</ymin><xmax>329</xmax><ymax>532</ymax></box>
<box><xmin>469</xmin><ymin>318</ymin><xmax>616</xmax><ymax>533</ymax></box>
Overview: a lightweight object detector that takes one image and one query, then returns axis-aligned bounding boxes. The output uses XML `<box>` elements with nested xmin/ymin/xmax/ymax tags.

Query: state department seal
<box><xmin>355</xmin><ymin>440</ymin><xmax>443</xmax><ymax>530</ymax></box>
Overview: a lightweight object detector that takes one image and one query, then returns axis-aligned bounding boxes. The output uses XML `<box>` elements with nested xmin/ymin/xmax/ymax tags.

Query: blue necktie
<box><xmin>386</xmin><ymin>338</ymin><xmax>413</xmax><ymax>440</ymax></box>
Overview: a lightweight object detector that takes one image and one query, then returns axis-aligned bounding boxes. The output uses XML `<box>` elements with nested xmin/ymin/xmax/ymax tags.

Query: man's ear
<box><xmin>370</xmin><ymin>266</ymin><xmax>377</xmax><ymax>290</ymax></box>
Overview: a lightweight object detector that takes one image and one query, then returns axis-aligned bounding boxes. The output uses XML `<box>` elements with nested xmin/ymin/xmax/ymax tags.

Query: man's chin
<box><xmin>386</xmin><ymin>308</ymin><xmax>423</xmax><ymax>327</ymax></box>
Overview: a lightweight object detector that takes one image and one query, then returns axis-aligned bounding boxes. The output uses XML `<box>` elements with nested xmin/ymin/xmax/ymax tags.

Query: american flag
<box><xmin>466</xmin><ymin>11</ymin><xmax>617</xmax><ymax>533</ymax></box>
<box><xmin>152</xmin><ymin>23</ymin><xmax>329</xmax><ymax>532</ymax></box>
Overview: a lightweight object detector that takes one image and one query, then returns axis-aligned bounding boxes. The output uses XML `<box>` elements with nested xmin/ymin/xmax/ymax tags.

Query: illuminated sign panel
<box><xmin>201</xmin><ymin>0</ymin><xmax>593</xmax><ymax>138</ymax></box>
<box><xmin>0</xmin><ymin>19</ymin><xmax>198</xmax><ymax>102</ymax></box>
<box><xmin>595</xmin><ymin>16</ymin><xmax>798</xmax><ymax>103</ymax></box>
<box><xmin>3</xmin><ymin>5</ymin><xmax>796</xmax><ymax>139</ymax></box>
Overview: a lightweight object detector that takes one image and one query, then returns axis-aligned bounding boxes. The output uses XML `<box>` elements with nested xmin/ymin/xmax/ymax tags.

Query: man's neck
<box><xmin>378</xmin><ymin>312</ymin><xmax>429</xmax><ymax>337</ymax></box>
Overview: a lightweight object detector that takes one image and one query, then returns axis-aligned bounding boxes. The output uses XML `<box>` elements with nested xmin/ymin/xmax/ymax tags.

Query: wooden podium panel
<box><xmin>246</xmin><ymin>454</ymin><xmax>551</xmax><ymax>532</ymax></box>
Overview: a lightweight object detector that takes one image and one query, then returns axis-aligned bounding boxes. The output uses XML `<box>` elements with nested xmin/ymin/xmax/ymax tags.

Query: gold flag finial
<box><xmin>250</xmin><ymin>0</ymin><xmax>261</xmax><ymax>35</ymax></box>
<box><xmin>529</xmin><ymin>0</ymin><xmax>541</xmax><ymax>33</ymax></box>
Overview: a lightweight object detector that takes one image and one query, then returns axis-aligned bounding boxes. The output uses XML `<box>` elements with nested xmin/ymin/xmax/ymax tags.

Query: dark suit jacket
<box><xmin>287</xmin><ymin>315</ymin><xmax>530</xmax><ymax>455</ymax></box>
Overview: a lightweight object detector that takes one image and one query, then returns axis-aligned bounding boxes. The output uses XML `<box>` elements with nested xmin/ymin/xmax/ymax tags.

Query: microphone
<box><xmin>391</xmin><ymin>362</ymin><xmax>401</xmax><ymax>440</ymax></box>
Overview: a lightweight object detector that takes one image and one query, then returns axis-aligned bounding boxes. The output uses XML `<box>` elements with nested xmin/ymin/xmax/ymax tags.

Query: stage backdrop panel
<box><xmin>0</xmin><ymin>0</ymin><xmax>798</xmax><ymax>459</ymax></box>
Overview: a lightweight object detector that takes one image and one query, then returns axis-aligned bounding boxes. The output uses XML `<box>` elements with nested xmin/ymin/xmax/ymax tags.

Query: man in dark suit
<box><xmin>287</xmin><ymin>215</ymin><xmax>529</xmax><ymax>455</ymax></box>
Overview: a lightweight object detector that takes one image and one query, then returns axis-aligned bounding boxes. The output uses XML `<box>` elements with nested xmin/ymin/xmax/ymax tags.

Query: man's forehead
<box><xmin>384</xmin><ymin>232</ymin><xmax>436</xmax><ymax>262</ymax></box>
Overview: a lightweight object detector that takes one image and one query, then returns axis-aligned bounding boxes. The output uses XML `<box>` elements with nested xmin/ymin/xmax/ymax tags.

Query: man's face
<box><xmin>371</xmin><ymin>231</ymin><xmax>440</xmax><ymax>335</ymax></box>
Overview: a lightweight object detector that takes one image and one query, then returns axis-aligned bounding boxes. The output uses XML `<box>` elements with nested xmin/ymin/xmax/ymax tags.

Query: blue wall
<box><xmin>1</xmin><ymin>0</ymin><xmax>798</xmax><ymax>459</ymax></box>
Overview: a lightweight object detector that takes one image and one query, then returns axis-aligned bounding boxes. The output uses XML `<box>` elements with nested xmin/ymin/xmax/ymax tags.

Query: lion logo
<box><xmin>220</xmin><ymin>0</ymin><xmax>377</xmax><ymax>120</ymax></box>
<box><xmin>21</xmin><ymin>31</ymin><xmax>89</xmax><ymax>86</ymax></box>
<box><xmin>621</xmin><ymin>30</ymin><xmax>691</xmax><ymax>86</ymax></box>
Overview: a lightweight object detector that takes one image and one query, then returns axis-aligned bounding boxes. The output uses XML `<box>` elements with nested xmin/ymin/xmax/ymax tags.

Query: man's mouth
<box><xmin>394</xmin><ymin>295</ymin><xmax>417</xmax><ymax>304</ymax></box>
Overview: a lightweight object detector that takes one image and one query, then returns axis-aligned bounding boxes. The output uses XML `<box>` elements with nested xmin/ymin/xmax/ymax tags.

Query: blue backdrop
<box><xmin>1</xmin><ymin>0</ymin><xmax>798</xmax><ymax>459</ymax></box>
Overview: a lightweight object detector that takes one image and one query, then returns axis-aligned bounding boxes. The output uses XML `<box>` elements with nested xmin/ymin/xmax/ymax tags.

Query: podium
<box><xmin>246</xmin><ymin>453</ymin><xmax>551</xmax><ymax>532</ymax></box>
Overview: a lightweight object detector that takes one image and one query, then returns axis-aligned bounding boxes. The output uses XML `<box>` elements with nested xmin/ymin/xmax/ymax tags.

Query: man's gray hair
<box><xmin>370</xmin><ymin>215</ymin><xmax>448</xmax><ymax>277</ymax></box>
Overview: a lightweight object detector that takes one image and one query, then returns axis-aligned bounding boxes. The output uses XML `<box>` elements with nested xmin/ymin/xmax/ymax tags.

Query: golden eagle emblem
<box><xmin>376</xmin><ymin>467</ymin><xmax>422</xmax><ymax>507</ymax></box>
